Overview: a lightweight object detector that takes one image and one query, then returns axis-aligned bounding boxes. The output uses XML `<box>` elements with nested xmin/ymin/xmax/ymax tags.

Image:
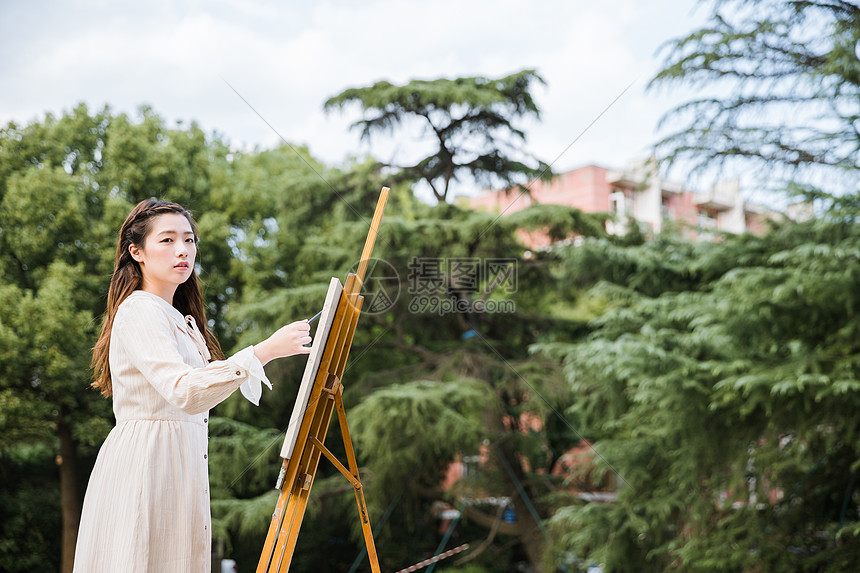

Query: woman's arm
<box><xmin>114</xmin><ymin>298</ymin><xmax>309</xmax><ymax>414</ymax></box>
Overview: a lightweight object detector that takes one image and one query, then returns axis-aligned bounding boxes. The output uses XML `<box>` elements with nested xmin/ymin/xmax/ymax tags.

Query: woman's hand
<box><xmin>253</xmin><ymin>320</ymin><xmax>312</xmax><ymax>366</ymax></box>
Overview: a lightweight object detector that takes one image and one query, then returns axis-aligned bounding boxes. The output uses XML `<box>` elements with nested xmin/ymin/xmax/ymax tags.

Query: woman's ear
<box><xmin>129</xmin><ymin>243</ymin><xmax>144</xmax><ymax>263</ymax></box>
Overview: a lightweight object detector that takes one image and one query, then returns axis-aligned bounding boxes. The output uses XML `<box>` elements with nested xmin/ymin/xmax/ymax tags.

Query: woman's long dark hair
<box><xmin>91</xmin><ymin>199</ymin><xmax>225</xmax><ymax>397</ymax></box>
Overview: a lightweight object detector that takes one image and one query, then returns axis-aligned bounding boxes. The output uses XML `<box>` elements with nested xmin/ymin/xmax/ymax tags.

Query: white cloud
<box><xmin>0</xmin><ymin>0</ymin><xmax>708</xmax><ymax>190</ymax></box>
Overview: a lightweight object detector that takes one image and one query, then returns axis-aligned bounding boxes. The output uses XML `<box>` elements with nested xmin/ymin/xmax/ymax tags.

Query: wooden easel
<box><xmin>256</xmin><ymin>187</ymin><xmax>389</xmax><ymax>573</ymax></box>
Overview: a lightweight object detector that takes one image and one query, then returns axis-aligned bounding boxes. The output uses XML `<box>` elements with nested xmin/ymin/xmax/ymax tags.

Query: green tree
<box><xmin>526</xmin><ymin>0</ymin><xmax>860</xmax><ymax>569</ymax></box>
<box><xmin>0</xmin><ymin>105</ymin><xmax>117</xmax><ymax>572</ymax></box>
<box><xmin>0</xmin><ymin>104</ymin><xmax>258</xmax><ymax>572</ymax></box>
<box><xmin>650</xmin><ymin>0</ymin><xmax>860</xmax><ymax>195</ymax></box>
<box><xmin>538</xmin><ymin>212</ymin><xmax>860</xmax><ymax>571</ymax></box>
<box><xmin>324</xmin><ymin>69</ymin><xmax>551</xmax><ymax>203</ymax></box>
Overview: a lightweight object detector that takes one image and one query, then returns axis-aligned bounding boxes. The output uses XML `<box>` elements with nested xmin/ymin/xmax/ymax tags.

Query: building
<box><xmin>469</xmin><ymin>158</ymin><xmax>777</xmax><ymax>240</ymax></box>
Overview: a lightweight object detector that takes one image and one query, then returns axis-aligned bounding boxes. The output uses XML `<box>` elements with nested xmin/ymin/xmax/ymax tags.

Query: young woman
<box><xmin>73</xmin><ymin>199</ymin><xmax>312</xmax><ymax>572</ymax></box>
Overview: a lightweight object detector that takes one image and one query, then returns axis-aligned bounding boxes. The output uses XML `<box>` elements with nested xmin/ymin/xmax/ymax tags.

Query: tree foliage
<box><xmin>537</xmin><ymin>210</ymin><xmax>860</xmax><ymax>571</ymax></box>
<box><xmin>523</xmin><ymin>0</ymin><xmax>860</xmax><ymax>570</ymax></box>
<box><xmin>325</xmin><ymin>69</ymin><xmax>551</xmax><ymax>202</ymax></box>
<box><xmin>649</xmin><ymin>0</ymin><xmax>860</xmax><ymax>195</ymax></box>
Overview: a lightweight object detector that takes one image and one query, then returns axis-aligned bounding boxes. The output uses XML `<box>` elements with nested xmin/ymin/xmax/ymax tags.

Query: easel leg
<box><xmin>257</xmin><ymin>461</ymin><xmax>291</xmax><ymax>573</ymax></box>
<box><xmin>334</xmin><ymin>390</ymin><xmax>381</xmax><ymax>573</ymax></box>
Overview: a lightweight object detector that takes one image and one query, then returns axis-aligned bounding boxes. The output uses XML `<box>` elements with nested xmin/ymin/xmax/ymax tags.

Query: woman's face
<box><xmin>129</xmin><ymin>213</ymin><xmax>197</xmax><ymax>300</ymax></box>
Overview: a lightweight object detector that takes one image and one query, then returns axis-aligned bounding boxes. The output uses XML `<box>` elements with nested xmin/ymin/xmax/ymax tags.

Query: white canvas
<box><xmin>280</xmin><ymin>277</ymin><xmax>343</xmax><ymax>460</ymax></box>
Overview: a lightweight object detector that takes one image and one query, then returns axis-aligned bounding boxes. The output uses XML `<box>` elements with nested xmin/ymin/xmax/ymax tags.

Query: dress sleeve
<box><xmin>113</xmin><ymin>297</ymin><xmax>272</xmax><ymax>414</ymax></box>
<box><xmin>231</xmin><ymin>346</ymin><xmax>272</xmax><ymax>406</ymax></box>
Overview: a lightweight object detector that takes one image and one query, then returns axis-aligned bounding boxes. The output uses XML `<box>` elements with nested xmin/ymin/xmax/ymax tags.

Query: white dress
<box><xmin>73</xmin><ymin>290</ymin><xmax>270</xmax><ymax>573</ymax></box>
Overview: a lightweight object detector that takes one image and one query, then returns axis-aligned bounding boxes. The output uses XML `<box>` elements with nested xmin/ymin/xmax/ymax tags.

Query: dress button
<box><xmin>203</xmin><ymin>454</ymin><xmax>207</xmax><ymax>459</ymax></box>
<box><xmin>203</xmin><ymin>418</ymin><xmax>208</xmax><ymax>423</ymax></box>
<box><xmin>235</xmin><ymin>370</ymin><xmax>242</xmax><ymax>376</ymax></box>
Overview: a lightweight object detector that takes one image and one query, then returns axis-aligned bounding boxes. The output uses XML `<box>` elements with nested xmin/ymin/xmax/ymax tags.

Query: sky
<box><xmin>0</xmin><ymin>0</ymin><xmax>710</xmax><ymax>199</ymax></box>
